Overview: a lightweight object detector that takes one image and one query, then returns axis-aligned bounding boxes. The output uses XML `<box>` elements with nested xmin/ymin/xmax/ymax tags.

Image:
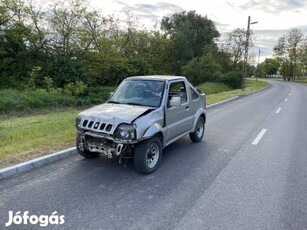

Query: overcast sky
<box><xmin>90</xmin><ymin>0</ymin><xmax>307</xmax><ymax>62</ymax></box>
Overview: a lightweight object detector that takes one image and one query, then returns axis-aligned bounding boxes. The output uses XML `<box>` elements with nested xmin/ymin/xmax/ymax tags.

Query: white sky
<box><xmin>89</xmin><ymin>0</ymin><xmax>307</xmax><ymax>61</ymax></box>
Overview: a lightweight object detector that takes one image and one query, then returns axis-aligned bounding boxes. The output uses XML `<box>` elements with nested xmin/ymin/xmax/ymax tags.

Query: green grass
<box><xmin>206</xmin><ymin>79</ymin><xmax>269</xmax><ymax>105</ymax></box>
<box><xmin>295</xmin><ymin>78</ymin><xmax>307</xmax><ymax>84</ymax></box>
<box><xmin>0</xmin><ymin>79</ymin><xmax>269</xmax><ymax>168</ymax></box>
<box><xmin>197</xmin><ymin>82</ymin><xmax>233</xmax><ymax>95</ymax></box>
<box><xmin>0</xmin><ymin>109</ymin><xmax>81</xmax><ymax>168</ymax></box>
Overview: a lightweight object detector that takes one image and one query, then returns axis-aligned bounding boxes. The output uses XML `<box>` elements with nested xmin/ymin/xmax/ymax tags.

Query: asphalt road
<box><xmin>1</xmin><ymin>80</ymin><xmax>307</xmax><ymax>230</ymax></box>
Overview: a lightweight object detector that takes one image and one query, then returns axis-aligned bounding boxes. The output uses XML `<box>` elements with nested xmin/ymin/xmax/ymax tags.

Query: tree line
<box><xmin>254</xmin><ymin>28</ymin><xmax>307</xmax><ymax>81</ymax></box>
<box><xmin>1</xmin><ymin>0</ymin><xmax>306</xmax><ymax>93</ymax></box>
<box><xmin>0</xmin><ymin>0</ymin><xmax>247</xmax><ymax>91</ymax></box>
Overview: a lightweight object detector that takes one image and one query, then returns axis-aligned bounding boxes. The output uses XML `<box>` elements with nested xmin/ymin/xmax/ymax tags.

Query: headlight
<box><xmin>115</xmin><ymin>124</ymin><xmax>136</xmax><ymax>140</ymax></box>
<box><xmin>75</xmin><ymin>116</ymin><xmax>82</xmax><ymax>128</ymax></box>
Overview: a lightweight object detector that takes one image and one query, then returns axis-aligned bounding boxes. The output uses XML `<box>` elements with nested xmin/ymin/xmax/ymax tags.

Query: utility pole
<box><xmin>256</xmin><ymin>48</ymin><xmax>261</xmax><ymax>81</ymax></box>
<box><xmin>242</xmin><ymin>16</ymin><xmax>257</xmax><ymax>90</ymax></box>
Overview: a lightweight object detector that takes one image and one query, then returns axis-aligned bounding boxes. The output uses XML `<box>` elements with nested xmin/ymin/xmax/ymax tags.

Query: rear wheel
<box><xmin>134</xmin><ymin>137</ymin><xmax>162</xmax><ymax>174</ymax></box>
<box><xmin>189</xmin><ymin>116</ymin><xmax>205</xmax><ymax>142</ymax></box>
<box><xmin>76</xmin><ymin>134</ymin><xmax>100</xmax><ymax>158</ymax></box>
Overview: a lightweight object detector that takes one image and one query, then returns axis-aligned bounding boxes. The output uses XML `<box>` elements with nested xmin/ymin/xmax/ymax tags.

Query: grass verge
<box><xmin>295</xmin><ymin>78</ymin><xmax>307</xmax><ymax>84</ymax></box>
<box><xmin>0</xmin><ymin>79</ymin><xmax>269</xmax><ymax>169</ymax></box>
<box><xmin>0</xmin><ymin>109</ymin><xmax>81</xmax><ymax>168</ymax></box>
<box><xmin>206</xmin><ymin>79</ymin><xmax>269</xmax><ymax>105</ymax></box>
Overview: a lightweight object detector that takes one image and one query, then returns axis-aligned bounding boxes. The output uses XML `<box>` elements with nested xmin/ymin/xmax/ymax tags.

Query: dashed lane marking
<box><xmin>252</xmin><ymin>129</ymin><xmax>267</xmax><ymax>145</ymax></box>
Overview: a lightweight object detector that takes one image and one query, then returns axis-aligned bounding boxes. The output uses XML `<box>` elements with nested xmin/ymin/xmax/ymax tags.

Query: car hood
<box><xmin>77</xmin><ymin>103</ymin><xmax>153</xmax><ymax>134</ymax></box>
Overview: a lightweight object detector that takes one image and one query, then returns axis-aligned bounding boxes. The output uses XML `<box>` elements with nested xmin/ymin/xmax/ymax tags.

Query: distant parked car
<box><xmin>75</xmin><ymin>76</ymin><xmax>206</xmax><ymax>174</ymax></box>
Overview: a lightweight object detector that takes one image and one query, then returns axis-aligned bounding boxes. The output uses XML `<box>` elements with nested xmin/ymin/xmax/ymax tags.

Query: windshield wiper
<box><xmin>108</xmin><ymin>100</ymin><xmax>120</xmax><ymax>104</ymax></box>
<box><xmin>125</xmin><ymin>102</ymin><xmax>143</xmax><ymax>106</ymax></box>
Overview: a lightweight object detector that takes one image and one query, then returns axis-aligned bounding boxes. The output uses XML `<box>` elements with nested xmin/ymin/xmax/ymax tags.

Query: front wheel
<box><xmin>189</xmin><ymin>116</ymin><xmax>205</xmax><ymax>142</ymax></box>
<box><xmin>134</xmin><ymin>137</ymin><xmax>162</xmax><ymax>174</ymax></box>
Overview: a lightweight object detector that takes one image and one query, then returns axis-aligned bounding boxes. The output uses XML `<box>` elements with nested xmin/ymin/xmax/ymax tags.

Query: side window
<box><xmin>190</xmin><ymin>87</ymin><xmax>199</xmax><ymax>100</ymax></box>
<box><xmin>169</xmin><ymin>81</ymin><xmax>187</xmax><ymax>104</ymax></box>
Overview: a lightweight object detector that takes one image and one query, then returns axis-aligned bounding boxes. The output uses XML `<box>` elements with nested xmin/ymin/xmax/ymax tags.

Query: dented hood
<box><xmin>78</xmin><ymin>103</ymin><xmax>153</xmax><ymax>127</ymax></box>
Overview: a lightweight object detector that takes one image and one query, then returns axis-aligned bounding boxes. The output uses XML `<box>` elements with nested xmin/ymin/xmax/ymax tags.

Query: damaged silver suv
<box><xmin>75</xmin><ymin>76</ymin><xmax>206</xmax><ymax>174</ymax></box>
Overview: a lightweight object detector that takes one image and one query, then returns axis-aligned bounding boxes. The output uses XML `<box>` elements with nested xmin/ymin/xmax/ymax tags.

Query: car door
<box><xmin>164</xmin><ymin>80</ymin><xmax>194</xmax><ymax>141</ymax></box>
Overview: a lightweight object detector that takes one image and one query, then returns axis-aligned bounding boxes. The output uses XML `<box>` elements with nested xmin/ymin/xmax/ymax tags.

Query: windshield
<box><xmin>109</xmin><ymin>79</ymin><xmax>165</xmax><ymax>107</ymax></box>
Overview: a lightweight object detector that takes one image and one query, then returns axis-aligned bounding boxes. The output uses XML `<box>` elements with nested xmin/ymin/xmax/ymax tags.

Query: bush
<box><xmin>75</xmin><ymin>86</ymin><xmax>115</xmax><ymax>105</ymax></box>
<box><xmin>64</xmin><ymin>81</ymin><xmax>87</xmax><ymax>96</ymax></box>
<box><xmin>0</xmin><ymin>85</ymin><xmax>118</xmax><ymax>114</ymax></box>
<box><xmin>220</xmin><ymin>70</ymin><xmax>242</xmax><ymax>89</ymax></box>
<box><xmin>182</xmin><ymin>54</ymin><xmax>222</xmax><ymax>85</ymax></box>
<box><xmin>0</xmin><ymin>89</ymin><xmax>74</xmax><ymax>113</ymax></box>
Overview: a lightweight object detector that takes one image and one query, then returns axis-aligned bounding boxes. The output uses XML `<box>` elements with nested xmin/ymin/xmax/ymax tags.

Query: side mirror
<box><xmin>169</xmin><ymin>96</ymin><xmax>181</xmax><ymax>107</ymax></box>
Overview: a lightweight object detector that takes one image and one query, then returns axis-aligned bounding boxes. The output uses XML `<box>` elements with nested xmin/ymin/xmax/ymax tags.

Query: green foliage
<box><xmin>220</xmin><ymin>70</ymin><xmax>242</xmax><ymax>89</ymax></box>
<box><xmin>144</xmin><ymin>32</ymin><xmax>174</xmax><ymax>74</ymax></box>
<box><xmin>128</xmin><ymin>57</ymin><xmax>153</xmax><ymax>76</ymax></box>
<box><xmin>43</xmin><ymin>77</ymin><xmax>54</xmax><ymax>91</ymax></box>
<box><xmin>25</xmin><ymin>66</ymin><xmax>57</xmax><ymax>92</ymax></box>
<box><xmin>47</xmin><ymin>55</ymin><xmax>90</xmax><ymax>87</ymax></box>
<box><xmin>63</xmin><ymin>81</ymin><xmax>87</xmax><ymax>96</ymax></box>
<box><xmin>161</xmin><ymin>10</ymin><xmax>220</xmax><ymax>74</ymax></box>
<box><xmin>161</xmin><ymin>10</ymin><xmax>220</xmax><ymax>56</ymax></box>
<box><xmin>182</xmin><ymin>54</ymin><xmax>222</xmax><ymax>85</ymax></box>
<box><xmin>0</xmin><ymin>89</ymin><xmax>74</xmax><ymax>113</ymax></box>
<box><xmin>255</xmin><ymin>62</ymin><xmax>266</xmax><ymax>78</ymax></box>
<box><xmin>264</xmin><ymin>58</ymin><xmax>280</xmax><ymax>76</ymax></box>
<box><xmin>79</xmin><ymin>86</ymin><xmax>115</xmax><ymax>105</ymax></box>
<box><xmin>0</xmin><ymin>0</ymin><xmax>270</xmax><ymax>106</ymax></box>
<box><xmin>0</xmin><ymin>86</ymin><xmax>115</xmax><ymax>114</ymax></box>
<box><xmin>273</xmin><ymin>28</ymin><xmax>305</xmax><ymax>81</ymax></box>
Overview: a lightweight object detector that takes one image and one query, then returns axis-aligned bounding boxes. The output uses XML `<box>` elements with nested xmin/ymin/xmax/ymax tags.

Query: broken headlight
<box><xmin>115</xmin><ymin>124</ymin><xmax>136</xmax><ymax>141</ymax></box>
<box><xmin>75</xmin><ymin>116</ymin><xmax>82</xmax><ymax>128</ymax></box>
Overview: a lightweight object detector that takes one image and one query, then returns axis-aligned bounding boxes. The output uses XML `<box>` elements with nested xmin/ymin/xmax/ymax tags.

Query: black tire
<box><xmin>189</xmin><ymin>116</ymin><xmax>205</xmax><ymax>142</ymax></box>
<box><xmin>134</xmin><ymin>137</ymin><xmax>162</xmax><ymax>174</ymax></box>
<box><xmin>76</xmin><ymin>134</ymin><xmax>100</xmax><ymax>158</ymax></box>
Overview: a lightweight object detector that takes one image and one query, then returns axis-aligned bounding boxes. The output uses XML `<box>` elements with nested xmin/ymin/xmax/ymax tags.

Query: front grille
<box><xmin>81</xmin><ymin>119</ymin><xmax>113</xmax><ymax>132</ymax></box>
<box><xmin>85</xmin><ymin>135</ymin><xmax>116</xmax><ymax>148</ymax></box>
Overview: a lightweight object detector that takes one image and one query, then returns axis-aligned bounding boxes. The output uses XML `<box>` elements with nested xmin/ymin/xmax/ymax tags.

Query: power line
<box><xmin>223</xmin><ymin>0</ymin><xmax>244</xmax><ymax>15</ymax></box>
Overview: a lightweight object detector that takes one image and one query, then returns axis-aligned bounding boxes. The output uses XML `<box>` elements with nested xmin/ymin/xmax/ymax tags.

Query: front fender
<box><xmin>143</xmin><ymin>123</ymin><xmax>163</xmax><ymax>139</ymax></box>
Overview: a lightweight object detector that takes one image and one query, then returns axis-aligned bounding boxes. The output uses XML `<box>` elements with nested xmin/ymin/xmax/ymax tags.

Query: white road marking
<box><xmin>285</xmin><ymin>98</ymin><xmax>288</xmax><ymax>102</ymax></box>
<box><xmin>276</xmin><ymin>108</ymin><xmax>282</xmax><ymax>114</ymax></box>
<box><xmin>252</xmin><ymin>129</ymin><xmax>267</xmax><ymax>145</ymax></box>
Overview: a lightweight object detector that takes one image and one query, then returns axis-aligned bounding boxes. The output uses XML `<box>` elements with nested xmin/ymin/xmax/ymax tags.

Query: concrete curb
<box><xmin>0</xmin><ymin>147</ymin><xmax>76</xmax><ymax>180</ymax></box>
<box><xmin>0</xmin><ymin>82</ymin><xmax>270</xmax><ymax>180</ymax></box>
<box><xmin>207</xmin><ymin>96</ymin><xmax>239</xmax><ymax>109</ymax></box>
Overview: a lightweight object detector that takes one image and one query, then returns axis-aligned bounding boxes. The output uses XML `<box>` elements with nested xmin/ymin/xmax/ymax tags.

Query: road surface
<box><xmin>1</xmin><ymin>80</ymin><xmax>307</xmax><ymax>230</ymax></box>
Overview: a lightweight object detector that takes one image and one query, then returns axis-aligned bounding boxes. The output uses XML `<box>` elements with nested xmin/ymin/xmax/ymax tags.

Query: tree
<box><xmin>255</xmin><ymin>62</ymin><xmax>265</xmax><ymax>78</ymax></box>
<box><xmin>77</xmin><ymin>8</ymin><xmax>107</xmax><ymax>51</ymax></box>
<box><xmin>225</xmin><ymin>28</ymin><xmax>254</xmax><ymax>67</ymax></box>
<box><xmin>0</xmin><ymin>0</ymin><xmax>36</xmax><ymax>87</ymax></box>
<box><xmin>49</xmin><ymin>0</ymin><xmax>85</xmax><ymax>54</ymax></box>
<box><xmin>144</xmin><ymin>32</ymin><xmax>173</xmax><ymax>74</ymax></box>
<box><xmin>274</xmin><ymin>28</ymin><xmax>304</xmax><ymax>81</ymax></box>
<box><xmin>161</xmin><ymin>11</ymin><xmax>220</xmax><ymax>74</ymax></box>
<box><xmin>182</xmin><ymin>53</ymin><xmax>222</xmax><ymax>85</ymax></box>
<box><xmin>264</xmin><ymin>58</ymin><xmax>279</xmax><ymax>76</ymax></box>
